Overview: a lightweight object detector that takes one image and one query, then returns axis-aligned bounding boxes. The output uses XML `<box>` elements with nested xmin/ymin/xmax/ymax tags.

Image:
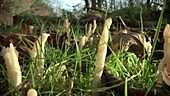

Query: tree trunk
<box><xmin>110</xmin><ymin>0</ymin><xmax>113</xmax><ymax>10</ymax></box>
<box><xmin>98</xmin><ymin>0</ymin><xmax>102</xmax><ymax>8</ymax></box>
<box><xmin>84</xmin><ymin>0</ymin><xmax>89</xmax><ymax>12</ymax></box>
<box><xmin>120</xmin><ymin>1</ymin><xmax>123</xmax><ymax>9</ymax></box>
<box><xmin>105</xmin><ymin>0</ymin><xmax>107</xmax><ymax>9</ymax></box>
<box><xmin>129</xmin><ymin>0</ymin><xmax>133</xmax><ymax>7</ymax></box>
<box><xmin>91</xmin><ymin>0</ymin><xmax>96</xmax><ymax>8</ymax></box>
<box><xmin>146</xmin><ymin>0</ymin><xmax>151</xmax><ymax>8</ymax></box>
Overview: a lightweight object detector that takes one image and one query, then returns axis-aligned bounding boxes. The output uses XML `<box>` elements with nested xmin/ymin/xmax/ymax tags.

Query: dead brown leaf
<box><xmin>110</xmin><ymin>31</ymin><xmax>152</xmax><ymax>57</ymax></box>
<box><xmin>0</xmin><ymin>33</ymin><xmax>37</xmax><ymax>64</ymax></box>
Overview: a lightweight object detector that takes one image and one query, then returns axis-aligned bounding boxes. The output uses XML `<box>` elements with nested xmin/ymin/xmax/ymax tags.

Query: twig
<box><xmin>116</xmin><ymin>16</ymin><xmax>127</xmax><ymax>29</ymax></box>
<box><xmin>76</xmin><ymin>71</ymin><xmax>141</xmax><ymax>92</ymax></box>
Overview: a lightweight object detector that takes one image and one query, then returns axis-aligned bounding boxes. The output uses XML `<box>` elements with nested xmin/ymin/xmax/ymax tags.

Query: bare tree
<box><xmin>98</xmin><ymin>0</ymin><xmax>102</xmax><ymax>8</ymax></box>
<box><xmin>146</xmin><ymin>0</ymin><xmax>151</xmax><ymax>8</ymax></box>
<box><xmin>84</xmin><ymin>0</ymin><xmax>90</xmax><ymax>12</ymax></box>
<box><xmin>109</xmin><ymin>0</ymin><xmax>116</xmax><ymax>10</ymax></box>
<box><xmin>129</xmin><ymin>0</ymin><xmax>134</xmax><ymax>7</ymax></box>
<box><xmin>91</xmin><ymin>0</ymin><xmax>97</xmax><ymax>8</ymax></box>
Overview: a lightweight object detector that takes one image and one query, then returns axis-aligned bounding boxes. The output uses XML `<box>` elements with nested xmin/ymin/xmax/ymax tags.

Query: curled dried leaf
<box><xmin>0</xmin><ymin>33</ymin><xmax>37</xmax><ymax>64</ymax></box>
<box><xmin>110</xmin><ymin>32</ymin><xmax>152</xmax><ymax>57</ymax></box>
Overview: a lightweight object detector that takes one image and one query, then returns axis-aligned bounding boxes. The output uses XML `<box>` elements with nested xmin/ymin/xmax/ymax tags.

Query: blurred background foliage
<box><xmin>0</xmin><ymin>0</ymin><xmax>169</xmax><ymax>27</ymax></box>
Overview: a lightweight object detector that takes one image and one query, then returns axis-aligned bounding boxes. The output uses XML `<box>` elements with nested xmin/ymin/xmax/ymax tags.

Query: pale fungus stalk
<box><xmin>27</xmin><ymin>88</ymin><xmax>37</xmax><ymax>96</ymax></box>
<box><xmin>92</xmin><ymin>18</ymin><xmax>112</xmax><ymax>89</ymax></box>
<box><xmin>162</xmin><ymin>63</ymin><xmax>170</xmax><ymax>86</ymax></box>
<box><xmin>21</xmin><ymin>23</ymin><xmax>34</xmax><ymax>35</ymax></box>
<box><xmin>29</xmin><ymin>33</ymin><xmax>50</xmax><ymax>73</ymax></box>
<box><xmin>21</xmin><ymin>23</ymin><xmax>28</xmax><ymax>34</ymax></box>
<box><xmin>157</xmin><ymin>24</ymin><xmax>170</xmax><ymax>85</ymax></box>
<box><xmin>78</xmin><ymin>23</ymin><xmax>92</xmax><ymax>49</ymax></box>
<box><xmin>92</xmin><ymin>20</ymin><xmax>97</xmax><ymax>34</ymax></box>
<box><xmin>63</xmin><ymin>19</ymin><xmax>70</xmax><ymax>45</ymax></box>
<box><xmin>63</xmin><ymin>19</ymin><xmax>70</xmax><ymax>32</ymax></box>
<box><xmin>28</xmin><ymin>25</ymin><xmax>34</xmax><ymax>35</ymax></box>
<box><xmin>0</xmin><ymin>43</ymin><xmax>22</xmax><ymax>87</ymax></box>
<box><xmin>79</xmin><ymin>35</ymin><xmax>87</xmax><ymax>50</ymax></box>
<box><xmin>86</xmin><ymin>20</ymin><xmax>97</xmax><ymax>39</ymax></box>
<box><xmin>79</xmin><ymin>20</ymin><xmax>97</xmax><ymax>49</ymax></box>
<box><xmin>86</xmin><ymin>23</ymin><xmax>92</xmax><ymax>39</ymax></box>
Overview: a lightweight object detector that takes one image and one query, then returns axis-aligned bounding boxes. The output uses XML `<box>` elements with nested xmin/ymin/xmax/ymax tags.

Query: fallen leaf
<box><xmin>110</xmin><ymin>31</ymin><xmax>152</xmax><ymax>57</ymax></box>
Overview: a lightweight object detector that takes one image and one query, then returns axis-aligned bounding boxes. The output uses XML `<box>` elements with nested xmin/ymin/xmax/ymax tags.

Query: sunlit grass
<box><xmin>0</xmin><ymin>23</ymin><xmax>156</xmax><ymax>96</ymax></box>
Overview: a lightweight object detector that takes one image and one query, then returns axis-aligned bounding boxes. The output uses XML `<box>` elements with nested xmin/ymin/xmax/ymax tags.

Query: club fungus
<box><xmin>63</xmin><ymin>19</ymin><xmax>70</xmax><ymax>32</ymax></box>
<box><xmin>162</xmin><ymin>63</ymin><xmax>170</xmax><ymax>86</ymax></box>
<box><xmin>21</xmin><ymin>23</ymin><xmax>34</xmax><ymax>35</ymax></box>
<box><xmin>0</xmin><ymin>43</ymin><xmax>22</xmax><ymax>87</ymax></box>
<box><xmin>157</xmin><ymin>24</ymin><xmax>170</xmax><ymax>85</ymax></box>
<box><xmin>27</xmin><ymin>88</ymin><xmax>37</xmax><ymax>96</ymax></box>
<box><xmin>92</xmin><ymin>18</ymin><xmax>112</xmax><ymax>89</ymax></box>
<box><xmin>79</xmin><ymin>35</ymin><xmax>87</xmax><ymax>50</ymax></box>
<box><xmin>86</xmin><ymin>20</ymin><xmax>97</xmax><ymax>39</ymax></box>
<box><xmin>29</xmin><ymin>33</ymin><xmax>50</xmax><ymax>73</ymax></box>
<box><xmin>79</xmin><ymin>20</ymin><xmax>97</xmax><ymax>49</ymax></box>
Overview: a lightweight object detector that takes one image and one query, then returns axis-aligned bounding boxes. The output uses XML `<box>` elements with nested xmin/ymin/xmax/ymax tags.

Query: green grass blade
<box><xmin>148</xmin><ymin>1</ymin><xmax>166</xmax><ymax>64</ymax></box>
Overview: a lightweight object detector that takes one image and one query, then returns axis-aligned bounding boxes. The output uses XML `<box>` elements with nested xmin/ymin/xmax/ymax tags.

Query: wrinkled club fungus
<box><xmin>27</xmin><ymin>88</ymin><xmax>37</xmax><ymax>96</ymax></box>
<box><xmin>0</xmin><ymin>43</ymin><xmax>22</xmax><ymax>87</ymax></box>
<box><xmin>92</xmin><ymin>18</ymin><xmax>112</xmax><ymax>89</ymax></box>
<box><xmin>158</xmin><ymin>24</ymin><xmax>170</xmax><ymax>85</ymax></box>
<box><xmin>29</xmin><ymin>33</ymin><xmax>50</xmax><ymax>73</ymax></box>
<box><xmin>79</xmin><ymin>20</ymin><xmax>97</xmax><ymax>49</ymax></box>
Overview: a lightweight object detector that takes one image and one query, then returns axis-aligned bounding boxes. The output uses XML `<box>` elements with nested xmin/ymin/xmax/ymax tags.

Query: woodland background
<box><xmin>0</xmin><ymin>0</ymin><xmax>170</xmax><ymax>27</ymax></box>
